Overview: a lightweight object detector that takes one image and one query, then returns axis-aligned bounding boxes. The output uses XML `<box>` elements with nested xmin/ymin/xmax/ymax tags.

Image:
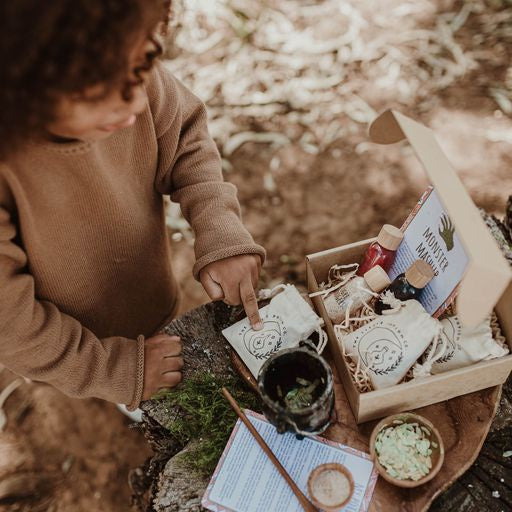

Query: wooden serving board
<box><xmin>141</xmin><ymin>302</ymin><xmax>506</xmax><ymax>512</ymax></box>
<box><xmin>232</xmin><ymin>351</ymin><xmax>501</xmax><ymax>512</ymax></box>
<box><xmin>328</xmin><ymin>365</ymin><xmax>501</xmax><ymax>512</ymax></box>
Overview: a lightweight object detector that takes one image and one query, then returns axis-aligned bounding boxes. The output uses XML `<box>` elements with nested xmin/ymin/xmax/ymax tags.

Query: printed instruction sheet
<box><xmin>202</xmin><ymin>410</ymin><xmax>378</xmax><ymax>512</ymax></box>
<box><xmin>389</xmin><ymin>187</ymin><xmax>469</xmax><ymax>316</ymax></box>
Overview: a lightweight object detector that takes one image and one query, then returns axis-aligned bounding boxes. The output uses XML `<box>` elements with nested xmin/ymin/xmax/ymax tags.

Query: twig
<box><xmin>221</xmin><ymin>387</ymin><xmax>317</xmax><ymax>512</ymax></box>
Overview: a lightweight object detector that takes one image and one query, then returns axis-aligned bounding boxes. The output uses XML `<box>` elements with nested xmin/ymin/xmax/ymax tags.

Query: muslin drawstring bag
<box><xmin>222</xmin><ymin>284</ymin><xmax>327</xmax><ymax>378</ymax></box>
<box><xmin>311</xmin><ymin>264</ymin><xmax>390</xmax><ymax>325</ymax></box>
<box><xmin>341</xmin><ymin>300</ymin><xmax>441</xmax><ymax>389</ymax></box>
<box><xmin>427</xmin><ymin>316</ymin><xmax>509</xmax><ymax>374</ymax></box>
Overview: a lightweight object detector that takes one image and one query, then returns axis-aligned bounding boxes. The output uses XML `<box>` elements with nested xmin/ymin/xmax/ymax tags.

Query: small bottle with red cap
<box><xmin>357</xmin><ymin>224</ymin><xmax>404</xmax><ymax>276</ymax></box>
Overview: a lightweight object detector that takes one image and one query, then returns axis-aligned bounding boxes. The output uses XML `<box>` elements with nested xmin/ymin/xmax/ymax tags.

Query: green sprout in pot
<box><xmin>277</xmin><ymin>377</ymin><xmax>321</xmax><ymax>412</ymax></box>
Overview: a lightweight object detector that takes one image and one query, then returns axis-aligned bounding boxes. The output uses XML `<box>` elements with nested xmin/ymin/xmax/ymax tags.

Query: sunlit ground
<box><xmin>1</xmin><ymin>1</ymin><xmax>511</xmax><ymax>510</ymax></box>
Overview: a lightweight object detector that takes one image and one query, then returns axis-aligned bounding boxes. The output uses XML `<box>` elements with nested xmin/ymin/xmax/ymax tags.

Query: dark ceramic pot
<box><xmin>257</xmin><ymin>342</ymin><xmax>334</xmax><ymax>438</ymax></box>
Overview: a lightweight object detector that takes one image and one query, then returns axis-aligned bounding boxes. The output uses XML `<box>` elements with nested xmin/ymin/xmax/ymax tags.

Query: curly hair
<box><xmin>0</xmin><ymin>0</ymin><xmax>171</xmax><ymax>159</ymax></box>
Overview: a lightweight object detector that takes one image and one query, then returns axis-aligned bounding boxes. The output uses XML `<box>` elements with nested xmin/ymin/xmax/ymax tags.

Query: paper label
<box><xmin>222</xmin><ymin>285</ymin><xmax>322</xmax><ymax>378</ymax></box>
<box><xmin>222</xmin><ymin>305</ymin><xmax>290</xmax><ymax>378</ymax></box>
<box><xmin>389</xmin><ymin>187</ymin><xmax>469</xmax><ymax>316</ymax></box>
<box><xmin>202</xmin><ymin>410</ymin><xmax>378</xmax><ymax>512</ymax></box>
<box><xmin>342</xmin><ymin>300</ymin><xmax>439</xmax><ymax>389</ymax></box>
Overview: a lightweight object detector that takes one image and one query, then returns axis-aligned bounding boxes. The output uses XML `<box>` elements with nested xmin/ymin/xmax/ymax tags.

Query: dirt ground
<box><xmin>1</xmin><ymin>1</ymin><xmax>511</xmax><ymax>511</ymax></box>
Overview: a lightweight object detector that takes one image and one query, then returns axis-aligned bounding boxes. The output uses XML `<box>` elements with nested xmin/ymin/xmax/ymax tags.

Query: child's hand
<box><xmin>142</xmin><ymin>334</ymin><xmax>183</xmax><ymax>400</ymax></box>
<box><xmin>200</xmin><ymin>254</ymin><xmax>263</xmax><ymax>330</ymax></box>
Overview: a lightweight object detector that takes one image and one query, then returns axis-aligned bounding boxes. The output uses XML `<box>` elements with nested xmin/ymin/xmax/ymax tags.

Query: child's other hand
<box><xmin>200</xmin><ymin>254</ymin><xmax>263</xmax><ymax>330</ymax></box>
<box><xmin>142</xmin><ymin>334</ymin><xmax>183</xmax><ymax>400</ymax></box>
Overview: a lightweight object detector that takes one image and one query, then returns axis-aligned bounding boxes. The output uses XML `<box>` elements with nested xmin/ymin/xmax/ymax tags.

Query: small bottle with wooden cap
<box><xmin>324</xmin><ymin>265</ymin><xmax>391</xmax><ymax>324</ymax></box>
<box><xmin>357</xmin><ymin>224</ymin><xmax>404</xmax><ymax>276</ymax></box>
<box><xmin>375</xmin><ymin>259</ymin><xmax>435</xmax><ymax>314</ymax></box>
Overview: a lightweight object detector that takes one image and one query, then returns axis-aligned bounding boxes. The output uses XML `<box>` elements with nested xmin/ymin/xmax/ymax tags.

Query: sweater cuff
<box><xmin>127</xmin><ymin>335</ymin><xmax>145</xmax><ymax>411</ymax></box>
<box><xmin>193</xmin><ymin>243</ymin><xmax>266</xmax><ymax>280</ymax></box>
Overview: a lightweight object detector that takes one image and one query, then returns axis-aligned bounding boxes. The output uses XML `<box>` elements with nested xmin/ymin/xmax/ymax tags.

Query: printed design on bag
<box><xmin>242</xmin><ymin>314</ymin><xmax>286</xmax><ymax>360</ymax></box>
<box><xmin>437</xmin><ymin>316</ymin><xmax>462</xmax><ymax>363</ymax></box>
<box><xmin>438</xmin><ymin>214</ymin><xmax>455</xmax><ymax>252</ymax></box>
<box><xmin>355</xmin><ymin>324</ymin><xmax>406</xmax><ymax>375</ymax></box>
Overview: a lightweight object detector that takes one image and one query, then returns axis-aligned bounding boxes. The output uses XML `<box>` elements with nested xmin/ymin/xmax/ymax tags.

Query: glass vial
<box><xmin>357</xmin><ymin>224</ymin><xmax>404</xmax><ymax>276</ymax></box>
<box><xmin>324</xmin><ymin>265</ymin><xmax>391</xmax><ymax>324</ymax></box>
<box><xmin>375</xmin><ymin>259</ymin><xmax>435</xmax><ymax>314</ymax></box>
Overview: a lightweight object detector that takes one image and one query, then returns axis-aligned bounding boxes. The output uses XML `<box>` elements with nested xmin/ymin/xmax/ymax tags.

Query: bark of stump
<box><xmin>133</xmin><ymin>301</ymin><xmax>511</xmax><ymax>512</ymax></box>
<box><xmin>132</xmin><ymin>301</ymin><xmax>245</xmax><ymax>512</ymax></box>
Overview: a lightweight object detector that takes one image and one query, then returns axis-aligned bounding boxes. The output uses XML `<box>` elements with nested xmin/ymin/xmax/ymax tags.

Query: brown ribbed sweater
<box><xmin>0</xmin><ymin>61</ymin><xmax>265</xmax><ymax>409</ymax></box>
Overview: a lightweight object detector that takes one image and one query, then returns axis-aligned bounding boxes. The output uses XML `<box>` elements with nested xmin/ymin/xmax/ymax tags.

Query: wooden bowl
<box><xmin>307</xmin><ymin>463</ymin><xmax>355</xmax><ymax>511</ymax></box>
<box><xmin>369</xmin><ymin>413</ymin><xmax>444</xmax><ymax>488</ymax></box>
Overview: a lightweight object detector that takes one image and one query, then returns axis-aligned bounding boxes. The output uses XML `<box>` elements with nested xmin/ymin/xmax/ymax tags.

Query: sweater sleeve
<box><xmin>0</xmin><ymin>202</ymin><xmax>145</xmax><ymax>410</ymax></box>
<box><xmin>149</xmin><ymin>62</ymin><xmax>266</xmax><ymax>279</ymax></box>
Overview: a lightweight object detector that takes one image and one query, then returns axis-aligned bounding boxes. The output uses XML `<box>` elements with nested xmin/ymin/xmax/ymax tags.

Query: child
<box><xmin>0</xmin><ymin>1</ymin><xmax>265</xmax><ymax>413</ymax></box>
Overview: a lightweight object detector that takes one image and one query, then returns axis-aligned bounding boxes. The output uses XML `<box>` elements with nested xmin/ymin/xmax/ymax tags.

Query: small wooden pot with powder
<box><xmin>307</xmin><ymin>463</ymin><xmax>354</xmax><ymax>511</ymax></box>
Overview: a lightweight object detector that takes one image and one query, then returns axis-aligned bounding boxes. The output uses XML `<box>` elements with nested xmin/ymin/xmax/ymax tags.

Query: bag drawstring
<box><xmin>412</xmin><ymin>327</ymin><xmax>447</xmax><ymax>378</ymax></box>
<box><xmin>335</xmin><ymin>291</ymin><xmax>378</xmax><ymax>330</ymax></box>
<box><xmin>379</xmin><ymin>290</ymin><xmax>403</xmax><ymax>315</ymax></box>
<box><xmin>309</xmin><ymin>263</ymin><xmax>359</xmax><ymax>299</ymax></box>
<box><xmin>340</xmin><ymin>341</ymin><xmax>372</xmax><ymax>392</ymax></box>
<box><xmin>257</xmin><ymin>283</ymin><xmax>287</xmax><ymax>301</ymax></box>
<box><xmin>315</xmin><ymin>326</ymin><xmax>328</xmax><ymax>355</ymax></box>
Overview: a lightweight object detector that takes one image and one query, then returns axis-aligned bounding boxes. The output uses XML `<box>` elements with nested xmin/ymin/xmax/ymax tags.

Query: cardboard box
<box><xmin>306</xmin><ymin>110</ymin><xmax>512</xmax><ymax>424</ymax></box>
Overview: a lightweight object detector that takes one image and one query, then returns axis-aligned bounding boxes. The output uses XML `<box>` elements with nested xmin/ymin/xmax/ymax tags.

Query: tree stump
<box><xmin>132</xmin><ymin>300</ymin><xmax>511</xmax><ymax>512</ymax></box>
<box><xmin>132</xmin><ymin>301</ymin><xmax>246</xmax><ymax>512</ymax></box>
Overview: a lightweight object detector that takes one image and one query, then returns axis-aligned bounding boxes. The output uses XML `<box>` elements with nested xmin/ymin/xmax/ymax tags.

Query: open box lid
<box><xmin>368</xmin><ymin>109</ymin><xmax>512</xmax><ymax>327</ymax></box>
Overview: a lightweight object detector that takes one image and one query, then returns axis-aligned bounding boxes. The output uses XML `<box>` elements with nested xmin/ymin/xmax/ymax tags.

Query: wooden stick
<box><xmin>221</xmin><ymin>387</ymin><xmax>317</xmax><ymax>512</ymax></box>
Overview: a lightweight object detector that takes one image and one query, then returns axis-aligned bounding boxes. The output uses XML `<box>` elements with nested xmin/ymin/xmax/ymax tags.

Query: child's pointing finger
<box><xmin>240</xmin><ymin>278</ymin><xmax>263</xmax><ymax>331</ymax></box>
